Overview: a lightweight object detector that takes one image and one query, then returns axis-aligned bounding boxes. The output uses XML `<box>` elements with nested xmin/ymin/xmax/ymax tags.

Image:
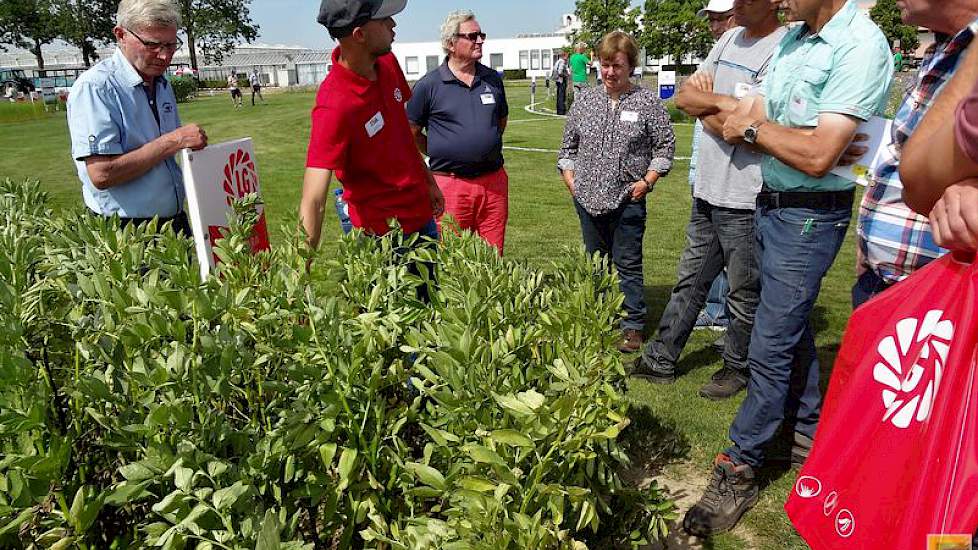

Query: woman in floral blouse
<box><xmin>558</xmin><ymin>31</ymin><xmax>675</xmax><ymax>353</ymax></box>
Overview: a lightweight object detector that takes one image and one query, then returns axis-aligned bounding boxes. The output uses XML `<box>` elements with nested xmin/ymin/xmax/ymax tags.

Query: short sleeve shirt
<box><xmin>66</xmin><ymin>49</ymin><xmax>185</xmax><ymax>218</ymax></box>
<box><xmin>406</xmin><ymin>62</ymin><xmax>508</xmax><ymax>177</ymax></box>
<box><xmin>570</xmin><ymin>53</ymin><xmax>589</xmax><ymax>83</ymax></box>
<box><xmin>694</xmin><ymin>26</ymin><xmax>787</xmax><ymax>209</ymax></box>
<box><xmin>306</xmin><ymin>49</ymin><xmax>432</xmax><ymax>235</ymax></box>
<box><xmin>762</xmin><ymin>0</ymin><xmax>893</xmax><ymax>192</ymax></box>
<box><xmin>955</xmin><ymin>78</ymin><xmax>978</xmax><ymax>163</ymax></box>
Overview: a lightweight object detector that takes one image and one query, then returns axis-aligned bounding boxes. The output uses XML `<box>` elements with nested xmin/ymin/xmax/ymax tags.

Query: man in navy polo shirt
<box><xmin>67</xmin><ymin>0</ymin><xmax>208</xmax><ymax>236</ymax></box>
<box><xmin>300</xmin><ymin>0</ymin><xmax>445</xmax><ymax>250</ymax></box>
<box><xmin>407</xmin><ymin>10</ymin><xmax>509</xmax><ymax>254</ymax></box>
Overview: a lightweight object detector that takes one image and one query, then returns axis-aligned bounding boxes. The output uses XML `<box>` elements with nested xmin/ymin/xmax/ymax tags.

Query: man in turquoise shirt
<box><xmin>681</xmin><ymin>0</ymin><xmax>892</xmax><ymax>537</ymax></box>
<box><xmin>67</xmin><ymin>0</ymin><xmax>208</xmax><ymax>235</ymax></box>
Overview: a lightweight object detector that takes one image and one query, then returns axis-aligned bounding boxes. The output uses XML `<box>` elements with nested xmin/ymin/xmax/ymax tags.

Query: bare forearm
<box><xmin>86</xmin><ymin>134</ymin><xmax>179</xmax><ymax>189</ymax></box>
<box><xmin>560</xmin><ymin>169</ymin><xmax>575</xmax><ymax>194</ymax></box>
<box><xmin>676</xmin><ymin>87</ymin><xmax>738</xmax><ymax>117</ymax></box>
<box><xmin>299</xmin><ymin>168</ymin><xmax>333</xmax><ymax>250</ymax></box>
<box><xmin>754</xmin><ymin>125</ymin><xmax>843</xmax><ymax>178</ymax></box>
<box><xmin>701</xmin><ymin>113</ymin><xmax>727</xmax><ymax>136</ymax></box>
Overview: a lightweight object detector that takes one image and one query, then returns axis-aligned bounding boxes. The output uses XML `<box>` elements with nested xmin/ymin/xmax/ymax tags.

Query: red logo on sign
<box><xmin>208</xmin><ymin>148</ymin><xmax>270</xmax><ymax>264</ymax></box>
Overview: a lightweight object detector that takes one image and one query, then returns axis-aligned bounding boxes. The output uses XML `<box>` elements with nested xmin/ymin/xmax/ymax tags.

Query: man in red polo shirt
<box><xmin>300</xmin><ymin>0</ymin><xmax>444</xmax><ymax>249</ymax></box>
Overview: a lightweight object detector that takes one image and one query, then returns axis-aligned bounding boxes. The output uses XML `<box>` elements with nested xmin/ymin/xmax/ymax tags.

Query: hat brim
<box><xmin>373</xmin><ymin>0</ymin><xmax>406</xmax><ymax>19</ymax></box>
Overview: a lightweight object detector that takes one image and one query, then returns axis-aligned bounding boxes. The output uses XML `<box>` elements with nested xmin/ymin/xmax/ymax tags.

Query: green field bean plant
<box><xmin>0</xmin><ymin>179</ymin><xmax>675</xmax><ymax>549</ymax></box>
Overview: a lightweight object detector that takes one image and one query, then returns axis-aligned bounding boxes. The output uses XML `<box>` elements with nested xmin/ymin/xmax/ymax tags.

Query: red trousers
<box><xmin>434</xmin><ymin>167</ymin><xmax>509</xmax><ymax>254</ymax></box>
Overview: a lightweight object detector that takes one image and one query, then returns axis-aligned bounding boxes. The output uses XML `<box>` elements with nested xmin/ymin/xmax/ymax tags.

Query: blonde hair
<box><xmin>595</xmin><ymin>31</ymin><xmax>639</xmax><ymax>70</ymax></box>
<box><xmin>117</xmin><ymin>0</ymin><xmax>182</xmax><ymax>30</ymax></box>
<box><xmin>440</xmin><ymin>10</ymin><xmax>476</xmax><ymax>54</ymax></box>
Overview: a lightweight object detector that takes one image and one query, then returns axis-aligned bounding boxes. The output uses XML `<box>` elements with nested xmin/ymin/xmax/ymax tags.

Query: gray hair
<box><xmin>117</xmin><ymin>0</ymin><xmax>182</xmax><ymax>30</ymax></box>
<box><xmin>440</xmin><ymin>10</ymin><xmax>476</xmax><ymax>54</ymax></box>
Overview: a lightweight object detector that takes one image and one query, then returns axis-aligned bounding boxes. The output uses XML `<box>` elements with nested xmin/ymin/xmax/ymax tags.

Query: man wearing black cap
<box><xmin>300</xmin><ymin>0</ymin><xmax>445</xmax><ymax>249</ymax></box>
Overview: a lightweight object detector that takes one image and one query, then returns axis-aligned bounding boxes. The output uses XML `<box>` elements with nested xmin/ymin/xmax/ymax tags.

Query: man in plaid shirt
<box><xmin>854</xmin><ymin>2</ymin><xmax>978</xmax><ymax>308</ymax></box>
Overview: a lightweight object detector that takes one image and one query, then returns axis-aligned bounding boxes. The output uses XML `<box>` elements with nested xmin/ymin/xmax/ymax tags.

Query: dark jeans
<box><xmin>574</xmin><ymin>198</ymin><xmax>647</xmax><ymax>331</ymax></box>
<box><xmin>556</xmin><ymin>79</ymin><xmax>567</xmax><ymax>115</ymax></box>
<box><xmin>851</xmin><ymin>268</ymin><xmax>893</xmax><ymax>309</ymax></box>
<box><xmin>727</xmin><ymin>199</ymin><xmax>852</xmax><ymax>468</ymax></box>
<box><xmin>642</xmin><ymin>198</ymin><xmax>758</xmax><ymax>373</ymax></box>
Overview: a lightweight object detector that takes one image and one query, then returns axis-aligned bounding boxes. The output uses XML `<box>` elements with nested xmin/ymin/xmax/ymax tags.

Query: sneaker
<box><xmin>630</xmin><ymin>353</ymin><xmax>675</xmax><ymax>384</ymax></box>
<box><xmin>683</xmin><ymin>454</ymin><xmax>759</xmax><ymax>537</ymax></box>
<box><xmin>699</xmin><ymin>367</ymin><xmax>748</xmax><ymax>400</ymax></box>
<box><xmin>791</xmin><ymin>433</ymin><xmax>813</xmax><ymax>469</ymax></box>
<box><xmin>618</xmin><ymin>329</ymin><xmax>644</xmax><ymax>353</ymax></box>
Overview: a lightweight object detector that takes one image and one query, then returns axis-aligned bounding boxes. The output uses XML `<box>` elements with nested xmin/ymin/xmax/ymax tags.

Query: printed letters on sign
<box><xmin>365</xmin><ymin>112</ymin><xmax>385</xmax><ymax>138</ymax></box>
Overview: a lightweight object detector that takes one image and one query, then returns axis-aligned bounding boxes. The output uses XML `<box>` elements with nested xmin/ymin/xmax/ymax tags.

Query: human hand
<box><xmin>687</xmin><ymin>72</ymin><xmax>714</xmax><ymax>93</ymax></box>
<box><xmin>630</xmin><ymin>179</ymin><xmax>651</xmax><ymax>201</ymax></box>
<box><xmin>428</xmin><ymin>181</ymin><xmax>445</xmax><ymax>218</ymax></box>
<box><xmin>929</xmin><ymin>179</ymin><xmax>978</xmax><ymax>252</ymax></box>
<box><xmin>168</xmin><ymin>124</ymin><xmax>208</xmax><ymax>151</ymax></box>
<box><xmin>722</xmin><ymin>113</ymin><xmax>754</xmax><ymax>144</ymax></box>
<box><xmin>837</xmin><ymin>133</ymin><xmax>870</xmax><ymax>167</ymax></box>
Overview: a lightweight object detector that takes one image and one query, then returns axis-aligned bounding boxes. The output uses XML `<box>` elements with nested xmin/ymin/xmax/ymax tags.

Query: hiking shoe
<box><xmin>630</xmin><ymin>353</ymin><xmax>675</xmax><ymax>384</ymax></box>
<box><xmin>683</xmin><ymin>454</ymin><xmax>759</xmax><ymax>537</ymax></box>
<box><xmin>699</xmin><ymin>367</ymin><xmax>748</xmax><ymax>400</ymax></box>
<box><xmin>791</xmin><ymin>433</ymin><xmax>813</xmax><ymax>469</ymax></box>
<box><xmin>618</xmin><ymin>329</ymin><xmax>644</xmax><ymax>353</ymax></box>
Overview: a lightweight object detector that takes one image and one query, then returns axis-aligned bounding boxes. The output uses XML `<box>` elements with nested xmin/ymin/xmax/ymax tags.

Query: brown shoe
<box><xmin>618</xmin><ymin>329</ymin><xmax>644</xmax><ymax>353</ymax></box>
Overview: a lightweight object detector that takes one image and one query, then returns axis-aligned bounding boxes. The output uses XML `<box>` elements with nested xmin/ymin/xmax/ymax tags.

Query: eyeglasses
<box><xmin>126</xmin><ymin>28</ymin><xmax>184</xmax><ymax>53</ymax></box>
<box><xmin>455</xmin><ymin>31</ymin><xmax>487</xmax><ymax>42</ymax></box>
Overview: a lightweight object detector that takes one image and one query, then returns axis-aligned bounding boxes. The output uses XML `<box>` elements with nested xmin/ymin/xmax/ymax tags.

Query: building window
<box><xmin>490</xmin><ymin>53</ymin><xmax>503</xmax><ymax>70</ymax></box>
<box><xmin>405</xmin><ymin>56</ymin><xmax>419</xmax><ymax>74</ymax></box>
<box><xmin>542</xmin><ymin>50</ymin><xmax>552</xmax><ymax>70</ymax></box>
<box><xmin>530</xmin><ymin>49</ymin><xmax>540</xmax><ymax>70</ymax></box>
<box><xmin>426</xmin><ymin>55</ymin><xmax>440</xmax><ymax>72</ymax></box>
<box><xmin>519</xmin><ymin>50</ymin><xmax>528</xmax><ymax>69</ymax></box>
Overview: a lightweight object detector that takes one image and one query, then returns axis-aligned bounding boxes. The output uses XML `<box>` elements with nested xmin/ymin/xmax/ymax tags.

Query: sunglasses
<box><xmin>455</xmin><ymin>31</ymin><xmax>487</xmax><ymax>42</ymax></box>
<box><xmin>126</xmin><ymin>28</ymin><xmax>184</xmax><ymax>53</ymax></box>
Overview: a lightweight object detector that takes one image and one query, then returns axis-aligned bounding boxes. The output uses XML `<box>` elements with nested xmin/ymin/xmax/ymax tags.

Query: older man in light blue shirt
<box><xmin>67</xmin><ymin>0</ymin><xmax>207</xmax><ymax>234</ymax></box>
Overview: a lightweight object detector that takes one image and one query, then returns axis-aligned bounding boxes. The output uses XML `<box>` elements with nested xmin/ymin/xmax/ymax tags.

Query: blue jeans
<box><xmin>643</xmin><ymin>199</ymin><xmax>757</xmax><ymax>373</ymax></box>
<box><xmin>575</xmin><ymin>198</ymin><xmax>647</xmax><ymax>331</ymax></box>
<box><xmin>851</xmin><ymin>268</ymin><xmax>893</xmax><ymax>309</ymax></box>
<box><xmin>701</xmin><ymin>272</ymin><xmax>730</xmax><ymax>325</ymax></box>
<box><xmin>727</xmin><ymin>200</ymin><xmax>852</xmax><ymax>468</ymax></box>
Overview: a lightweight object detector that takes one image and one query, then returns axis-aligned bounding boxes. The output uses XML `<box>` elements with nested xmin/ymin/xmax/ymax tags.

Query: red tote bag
<box><xmin>786</xmin><ymin>253</ymin><xmax>978</xmax><ymax>549</ymax></box>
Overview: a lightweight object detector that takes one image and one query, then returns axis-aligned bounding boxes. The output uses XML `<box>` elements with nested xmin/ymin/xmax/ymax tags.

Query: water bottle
<box><xmin>333</xmin><ymin>188</ymin><xmax>353</xmax><ymax>234</ymax></box>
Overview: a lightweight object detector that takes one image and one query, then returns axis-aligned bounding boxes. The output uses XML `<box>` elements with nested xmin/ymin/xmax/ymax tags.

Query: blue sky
<box><xmin>250</xmin><ymin>0</ymin><xmax>590</xmax><ymax>48</ymax></box>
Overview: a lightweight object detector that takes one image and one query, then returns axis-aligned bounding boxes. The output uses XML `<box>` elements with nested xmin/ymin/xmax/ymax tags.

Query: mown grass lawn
<box><xmin>0</xmin><ymin>82</ymin><xmax>861</xmax><ymax>549</ymax></box>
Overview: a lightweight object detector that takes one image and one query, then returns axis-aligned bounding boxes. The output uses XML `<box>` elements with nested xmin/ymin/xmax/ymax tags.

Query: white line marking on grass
<box><xmin>523</xmin><ymin>98</ymin><xmax>695</xmax><ymax>127</ymax></box>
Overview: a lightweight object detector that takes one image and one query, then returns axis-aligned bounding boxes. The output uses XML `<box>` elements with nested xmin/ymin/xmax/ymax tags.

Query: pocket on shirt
<box><xmin>786</xmin><ymin>66</ymin><xmax>829</xmax><ymax>127</ymax></box>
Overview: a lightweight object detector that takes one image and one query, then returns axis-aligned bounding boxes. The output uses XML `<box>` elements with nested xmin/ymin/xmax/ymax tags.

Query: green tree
<box><xmin>55</xmin><ymin>0</ymin><xmax>119</xmax><ymax>67</ymax></box>
<box><xmin>870</xmin><ymin>0</ymin><xmax>919</xmax><ymax>53</ymax></box>
<box><xmin>178</xmin><ymin>0</ymin><xmax>260</xmax><ymax>71</ymax></box>
<box><xmin>573</xmin><ymin>0</ymin><xmax>639</xmax><ymax>47</ymax></box>
<box><xmin>640</xmin><ymin>0</ymin><xmax>713</xmax><ymax>71</ymax></box>
<box><xmin>0</xmin><ymin>0</ymin><xmax>61</xmax><ymax>70</ymax></box>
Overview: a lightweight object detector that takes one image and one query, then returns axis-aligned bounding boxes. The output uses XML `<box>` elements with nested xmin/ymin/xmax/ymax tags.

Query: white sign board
<box><xmin>829</xmin><ymin>116</ymin><xmax>894</xmax><ymax>186</ymax></box>
<box><xmin>659</xmin><ymin>70</ymin><xmax>676</xmax><ymax>100</ymax></box>
<box><xmin>181</xmin><ymin>138</ymin><xmax>270</xmax><ymax>278</ymax></box>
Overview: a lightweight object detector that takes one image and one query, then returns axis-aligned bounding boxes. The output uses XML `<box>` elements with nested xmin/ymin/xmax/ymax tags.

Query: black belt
<box><xmin>756</xmin><ymin>189</ymin><xmax>854</xmax><ymax>210</ymax></box>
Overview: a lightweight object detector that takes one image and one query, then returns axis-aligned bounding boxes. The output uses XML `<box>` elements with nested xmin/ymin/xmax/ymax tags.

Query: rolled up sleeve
<box><xmin>557</xmin><ymin>101</ymin><xmax>581</xmax><ymax>171</ymax></box>
<box><xmin>67</xmin><ymin>82</ymin><xmax>124</xmax><ymax>160</ymax></box>
<box><xmin>646</xmin><ymin>99</ymin><xmax>675</xmax><ymax>175</ymax></box>
<box><xmin>818</xmin><ymin>42</ymin><xmax>893</xmax><ymax>121</ymax></box>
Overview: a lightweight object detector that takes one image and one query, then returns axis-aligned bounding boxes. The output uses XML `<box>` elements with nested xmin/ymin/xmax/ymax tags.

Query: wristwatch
<box><xmin>743</xmin><ymin>121</ymin><xmax>763</xmax><ymax>144</ymax></box>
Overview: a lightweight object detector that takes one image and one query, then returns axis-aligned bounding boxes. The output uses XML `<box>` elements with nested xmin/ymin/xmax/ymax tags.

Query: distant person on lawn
<box><xmin>66</xmin><ymin>0</ymin><xmax>207</xmax><ymax>236</ymax></box>
<box><xmin>407</xmin><ymin>10</ymin><xmax>510</xmax><ymax>254</ymax></box>
<box><xmin>558</xmin><ymin>31</ymin><xmax>675</xmax><ymax>354</ymax></box>
<box><xmin>300</xmin><ymin>0</ymin><xmax>445</xmax><ymax>251</ymax></box>
<box><xmin>249</xmin><ymin>68</ymin><xmax>264</xmax><ymax>105</ymax></box>
<box><xmin>570</xmin><ymin>42</ymin><xmax>589</xmax><ymax>94</ymax></box>
<box><xmin>227</xmin><ymin>71</ymin><xmax>242</xmax><ymax>108</ymax></box>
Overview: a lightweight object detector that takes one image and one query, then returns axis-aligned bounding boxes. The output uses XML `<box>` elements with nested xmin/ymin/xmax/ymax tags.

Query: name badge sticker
<box><xmin>790</xmin><ymin>96</ymin><xmax>809</xmax><ymax>119</ymax></box>
<box><xmin>365</xmin><ymin>111</ymin><xmax>385</xmax><ymax>138</ymax></box>
<box><xmin>734</xmin><ymin>82</ymin><xmax>754</xmax><ymax>99</ymax></box>
<box><xmin>480</xmin><ymin>93</ymin><xmax>496</xmax><ymax>105</ymax></box>
<box><xmin>620</xmin><ymin>111</ymin><xmax>639</xmax><ymax>123</ymax></box>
